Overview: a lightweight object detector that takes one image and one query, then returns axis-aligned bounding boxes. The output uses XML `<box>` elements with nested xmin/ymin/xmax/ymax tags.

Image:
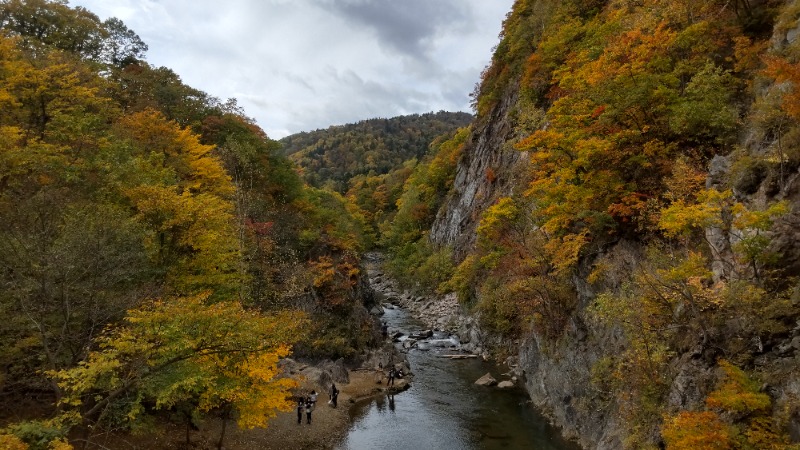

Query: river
<box><xmin>336</xmin><ymin>306</ymin><xmax>581</xmax><ymax>450</ymax></box>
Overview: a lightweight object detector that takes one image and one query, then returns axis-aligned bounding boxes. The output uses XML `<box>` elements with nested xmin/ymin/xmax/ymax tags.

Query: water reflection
<box><xmin>336</xmin><ymin>307</ymin><xmax>581</xmax><ymax>450</ymax></box>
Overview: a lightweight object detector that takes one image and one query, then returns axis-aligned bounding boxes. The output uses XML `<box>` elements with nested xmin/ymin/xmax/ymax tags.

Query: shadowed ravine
<box><xmin>336</xmin><ymin>305</ymin><xmax>581</xmax><ymax>450</ymax></box>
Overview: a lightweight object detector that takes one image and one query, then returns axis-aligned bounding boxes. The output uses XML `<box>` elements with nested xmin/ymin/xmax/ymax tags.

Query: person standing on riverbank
<box><xmin>387</xmin><ymin>367</ymin><xmax>395</xmax><ymax>386</ymax></box>
<box><xmin>305</xmin><ymin>398</ymin><xmax>313</xmax><ymax>424</ymax></box>
<box><xmin>297</xmin><ymin>398</ymin><xmax>304</xmax><ymax>424</ymax></box>
<box><xmin>330</xmin><ymin>383</ymin><xmax>339</xmax><ymax>408</ymax></box>
<box><xmin>309</xmin><ymin>390</ymin><xmax>318</xmax><ymax>407</ymax></box>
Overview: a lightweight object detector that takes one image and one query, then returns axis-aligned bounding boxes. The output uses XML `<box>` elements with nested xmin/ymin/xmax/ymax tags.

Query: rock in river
<box><xmin>475</xmin><ymin>372</ymin><xmax>497</xmax><ymax>386</ymax></box>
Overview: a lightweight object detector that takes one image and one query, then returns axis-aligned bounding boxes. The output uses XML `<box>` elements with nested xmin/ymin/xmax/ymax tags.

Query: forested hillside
<box><xmin>281</xmin><ymin>112</ymin><xmax>472</xmax><ymax>192</ymax></box>
<box><xmin>382</xmin><ymin>0</ymin><xmax>800</xmax><ymax>448</ymax></box>
<box><xmin>0</xmin><ymin>1</ymin><xmax>376</xmax><ymax>448</ymax></box>
<box><xmin>281</xmin><ymin>112</ymin><xmax>472</xmax><ymax>244</ymax></box>
<box><xmin>5</xmin><ymin>0</ymin><xmax>800</xmax><ymax>448</ymax></box>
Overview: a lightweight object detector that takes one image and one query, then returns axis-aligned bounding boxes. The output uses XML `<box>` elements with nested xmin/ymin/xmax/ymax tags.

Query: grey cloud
<box><xmin>70</xmin><ymin>0</ymin><xmax>511</xmax><ymax>137</ymax></box>
<box><xmin>317</xmin><ymin>0</ymin><xmax>470</xmax><ymax>62</ymax></box>
<box><xmin>280</xmin><ymin>67</ymin><xmax>440</xmax><ymax>132</ymax></box>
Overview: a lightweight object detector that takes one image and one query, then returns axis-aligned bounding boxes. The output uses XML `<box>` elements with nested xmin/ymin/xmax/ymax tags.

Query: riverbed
<box><xmin>336</xmin><ymin>306</ymin><xmax>581</xmax><ymax>450</ymax></box>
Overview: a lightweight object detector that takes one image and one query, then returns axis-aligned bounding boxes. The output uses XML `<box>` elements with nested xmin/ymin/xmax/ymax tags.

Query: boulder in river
<box><xmin>409</xmin><ymin>329</ymin><xmax>433</xmax><ymax>339</ymax></box>
<box><xmin>475</xmin><ymin>372</ymin><xmax>497</xmax><ymax>386</ymax></box>
<box><xmin>402</xmin><ymin>338</ymin><xmax>417</xmax><ymax>349</ymax></box>
<box><xmin>497</xmin><ymin>380</ymin><xmax>515</xmax><ymax>389</ymax></box>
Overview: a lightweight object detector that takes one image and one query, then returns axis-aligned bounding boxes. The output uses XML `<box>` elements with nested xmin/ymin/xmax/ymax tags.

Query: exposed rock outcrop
<box><xmin>429</xmin><ymin>85</ymin><xmax>526</xmax><ymax>258</ymax></box>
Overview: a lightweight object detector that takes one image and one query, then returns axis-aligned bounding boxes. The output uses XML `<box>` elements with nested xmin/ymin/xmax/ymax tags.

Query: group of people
<box><xmin>386</xmin><ymin>367</ymin><xmax>404</xmax><ymax>386</ymax></box>
<box><xmin>296</xmin><ymin>390</ymin><xmax>318</xmax><ymax>425</ymax></box>
<box><xmin>296</xmin><ymin>384</ymin><xmax>340</xmax><ymax>425</ymax></box>
<box><xmin>375</xmin><ymin>361</ymin><xmax>404</xmax><ymax>386</ymax></box>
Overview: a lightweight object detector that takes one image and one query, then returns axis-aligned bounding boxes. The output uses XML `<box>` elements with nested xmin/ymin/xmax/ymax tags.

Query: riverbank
<box><xmin>90</xmin><ymin>356</ymin><xmax>408</xmax><ymax>450</ymax></box>
<box><xmin>192</xmin><ymin>366</ymin><xmax>407</xmax><ymax>450</ymax></box>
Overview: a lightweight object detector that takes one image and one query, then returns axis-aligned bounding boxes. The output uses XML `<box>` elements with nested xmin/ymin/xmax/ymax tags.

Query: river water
<box><xmin>336</xmin><ymin>306</ymin><xmax>581</xmax><ymax>450</ymax></box>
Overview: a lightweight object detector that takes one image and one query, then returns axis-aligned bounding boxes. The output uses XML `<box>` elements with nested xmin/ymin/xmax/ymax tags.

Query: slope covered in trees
<box><xmin>280</xmin><ymin>112</ymin><xmax>472</xmax><ymax>245</ymax></box>
<box><xmin>390</xmin><ymin>0</ymin><xmax>800</xmax><ymax>448</ymax></box>
<box><xmin>0</xmin><ymin>1</ymin><xmax>375</xmax><ymax>448</ymax></box>
<box><xmin>281</xmin><ymin>112</ymin><xmax>472</xmax><ymax>192</ymax></box>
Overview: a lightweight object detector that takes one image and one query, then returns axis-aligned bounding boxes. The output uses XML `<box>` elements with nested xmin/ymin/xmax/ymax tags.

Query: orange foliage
<box><xmin>763</xmin><ymin>56</ymin><xmax>800</xmax><ymax>121</ymax></box>
<box><xmin>0</xmin><ymin>434</ymin><xmax>29</xmax><ymax>450</ymax></box>
<box><xmin>662</xmin><ymin>411</ymin><xmax>733</xmax><ymax>450</ymax></box>
<box><xmin>309</xmin><ymin>254</ymin><xmax>361</xmax><ymax>310</ymax></box>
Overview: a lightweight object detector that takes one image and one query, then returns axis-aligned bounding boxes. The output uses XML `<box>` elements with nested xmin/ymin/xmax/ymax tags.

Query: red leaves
<box><xmin>591</xmin><ymin>104</ymin><xmax>606</xmax><ymax>118</ymax></box>
<box><xmin>245</xmin><ymin>218</ymin><xmax>273</xmax><ymax>236</ymax></box>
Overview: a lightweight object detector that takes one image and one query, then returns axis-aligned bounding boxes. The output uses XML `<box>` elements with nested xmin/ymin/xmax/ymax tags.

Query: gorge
<box><xmin>2</xmin><ymin>1</ymin><xmax>800</xmax><ymax>449</ymax></box>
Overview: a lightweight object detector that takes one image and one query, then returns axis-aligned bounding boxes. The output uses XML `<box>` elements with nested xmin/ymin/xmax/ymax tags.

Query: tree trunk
<box><xmin>217</xmin><ymin>404</ymin><xmax>231</xmax><ymax>450</ymax></box>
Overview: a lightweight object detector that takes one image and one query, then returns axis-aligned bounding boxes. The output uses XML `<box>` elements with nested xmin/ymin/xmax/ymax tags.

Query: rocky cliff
<box><xmin>429</xmin><ymin>86</ymin><xmax>524</xmax><ymax>258</ymax></box>
<box><xmin>427</xmin><ymin>1</ymin><xmax>800</xmax><ymax>448</ymax></box>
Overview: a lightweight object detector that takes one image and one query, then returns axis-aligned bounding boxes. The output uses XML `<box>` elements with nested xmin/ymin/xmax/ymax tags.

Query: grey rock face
<box><xmin>429</xmin><ymin>87</ymin><xmax>525</xmax><ymax>257</ymax></box>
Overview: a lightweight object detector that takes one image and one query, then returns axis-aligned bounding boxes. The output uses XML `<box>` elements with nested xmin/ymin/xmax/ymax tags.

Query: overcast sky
<box><xmin>69</xmin><ymin>0</ymin><xmax>514</xmax><ymax>138</ymax></box>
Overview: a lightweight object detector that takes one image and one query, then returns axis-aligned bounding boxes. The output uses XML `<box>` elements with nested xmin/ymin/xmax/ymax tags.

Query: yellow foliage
<box><xmin>544</xmin><ymin>231</ymin><xmax>589</xmax><ymax>275</ymax></box>
<box><xmin>706</xmin><ymin>360</ymin><xmax>771</xmax><ymax>415</ymax></box>
<box><xmin>732</xmin><ymin>201</ymin><xmax>788</xmax><ymax>231</ymax></box>
<box><xmin>743</xmin><ymin>417</ymin><xmax>795</xmax><ymax>450</ymax></box>
<box><xmin>0</xmin><ymin>434</ymin><xmax>29</xmax><ymax>450</ymax></box>
<box><xmin>658</xmin><ymin>189</ymin><xmax>730</xmax><ymax>238</ymax></box>
<box><xmin>477</xmin><ymin>197</ymin><xmax>519</xmax><ymax>241</ymax></box>
<box><xmin>125</xmin><ymin>184</ymin><xmax>240</xmax><ymax>294</ymax></box>
<box><xmin>48</xmin><ymin>439</ymin><xmax>74</xmax><ymax>450</ymax></box>
<box><xmin>662</xmin><ymin>411</ymin><xmax>733</xmax><ymax>450</ymax></box>
<box><xmin>116</xmin><ymin>109</ymin><xmax>233</xmax><ymax>196</ymax></box>
<box><xmin>53</xmin><ymin>293</ymin><xmax>306</xmax><ymax>430</ymax></box>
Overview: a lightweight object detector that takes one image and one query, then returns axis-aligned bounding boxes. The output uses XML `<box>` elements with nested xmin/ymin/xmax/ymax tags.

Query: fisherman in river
<box><xmin>381</xmin><ymin>321</ymin><xmax>388</xmax><ymax>340</ymax></box>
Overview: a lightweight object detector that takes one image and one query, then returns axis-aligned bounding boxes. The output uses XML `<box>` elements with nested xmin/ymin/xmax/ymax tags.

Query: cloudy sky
<box><xmin>70</xmin><ymin>0</ymin><xmax>514</xmax><ymax>138</ymax></box>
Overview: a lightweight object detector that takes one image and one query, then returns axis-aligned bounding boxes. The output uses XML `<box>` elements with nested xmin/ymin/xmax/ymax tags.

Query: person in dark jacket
<box><xmin>330</xmin><ymin>383</ymin><xmax>339</xmax><ymax>408</ymax></box>
<box><xmin>297</xmin><ymin>397</ymin><xmax>304</xmax><ymax>424</ymax></box>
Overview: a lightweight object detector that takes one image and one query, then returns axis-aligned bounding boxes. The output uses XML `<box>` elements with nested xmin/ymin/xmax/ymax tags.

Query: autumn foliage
<box><xmin>52</xmin><ymin>293</ymin><xmax>305</xmax><ymax>431</ymax></box>
<box><xmin>0</xmin><ymin>2</ymin><xmax>374</xmax><ymax>447</ymax></box>
<box><xmin>443</xmin><ymin>0</ymin><xmax>799</xmax><ymax>447</ymax></box>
